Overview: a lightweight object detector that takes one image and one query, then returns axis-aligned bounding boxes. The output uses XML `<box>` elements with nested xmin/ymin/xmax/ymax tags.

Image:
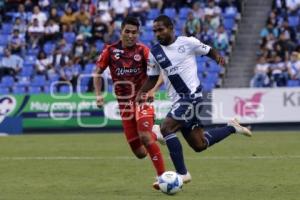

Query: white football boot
<box><xmin>152</xmin><ymin>124</ymin><xmax>166</xmax><ymax>145</ymax></box>
<box><xmin>228</xmin><ymin>118</ymin><xmax>252</xmax><ymax>137</ymax></box>
<box><xmin>179</xmin><ymin>171</ymin><xmax>192</xmax><ymax>184</ymax></box>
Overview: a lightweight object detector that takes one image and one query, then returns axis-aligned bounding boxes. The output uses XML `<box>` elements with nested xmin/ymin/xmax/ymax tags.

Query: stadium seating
<box><xmin>0</xmin><ymin>1</ymin><xmax>242</xmax><ymax>94</ymax></box>
<box><xmin>0</xmin><ymin>76</ymin><xmax>15</xmax><ymax>87</ymax></box>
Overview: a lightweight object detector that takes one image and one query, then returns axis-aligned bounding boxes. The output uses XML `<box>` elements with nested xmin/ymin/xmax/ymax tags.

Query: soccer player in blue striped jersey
<box><xmin>136</xmin><ymin>15</ymin><xmax>252</xmax><ymax>184</ymax></box>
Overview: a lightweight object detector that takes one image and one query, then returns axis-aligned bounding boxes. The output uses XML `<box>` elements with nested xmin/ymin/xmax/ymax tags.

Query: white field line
<box><xmin>0</xmin><ymin>155</ymin><xmax>300</xmax><ymax>161</ymax></box>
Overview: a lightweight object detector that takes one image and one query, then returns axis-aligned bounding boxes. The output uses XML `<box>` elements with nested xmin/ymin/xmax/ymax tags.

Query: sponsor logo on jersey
<box><xmin>143</xmin><ymin>121</ymin><xmax>150</xmax><ymax>128</ymax></box>
<box><xmin>113</xmin><ymin>49</ymin><xmax>124</xmax><ymax>53</ymax></box>
<box><xmin>156</xmin><ymin>54</ymin><xmax>163</xmax><ymax>58</ymax></box>
<box><xmin>114</xmin><ymin>53</ymin><xmax>120</xmax><ymax>59</ymax></box>
<box><xmin>178</xmin><ymin>45</ymin><xmax>185</xmax><ymax>53</ymax></box>
<box><xmin>134</xmin><ymin>54</ymin><xmax>141</xmax><ymax>61</ymax></box>
<box><xmin>116</xmin><ymin>67</ymin><xmax>140</xmax><ymax>76</ymax></box>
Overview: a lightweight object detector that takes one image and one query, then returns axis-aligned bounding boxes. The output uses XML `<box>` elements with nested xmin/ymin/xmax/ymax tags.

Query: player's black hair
<box><xmin>154</xmin><ymin>15</ymin><xmax>174</xmax><ymax>29</ymax></box>
<box><xmin>121</xmin><ymin>16</ymin><xmax>140</xmax><ymax>30</ymax></box>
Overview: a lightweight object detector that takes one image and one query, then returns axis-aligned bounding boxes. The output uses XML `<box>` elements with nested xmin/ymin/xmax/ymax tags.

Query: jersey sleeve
<box><xmin>147</xmin><ymin>52</ymin><xmax>161</xmax><ymax>76</ymax></box>
<box><xmin>96</xmin><ymin>46</ymin><xmax>110</xmax><ymax>73</ymax></box>
<box><xmin>188</xmin><ymin>36</ymin><xmax>211</xmax><ymax>56</ymax></box>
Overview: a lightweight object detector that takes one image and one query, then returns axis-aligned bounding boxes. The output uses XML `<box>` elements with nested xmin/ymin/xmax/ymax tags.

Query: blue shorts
<box><xmin>166</xmin><ymin>96</ymin><xmax>204</xmax><ymax>131</ymax></box>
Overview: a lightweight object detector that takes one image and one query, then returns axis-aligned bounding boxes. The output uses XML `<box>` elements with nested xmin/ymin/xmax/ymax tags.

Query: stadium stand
<box><xmin>0</xmin><ymin>0</ymin><xmax>244</xmax><ymax>94</ymax></box>
<box><xmin>250</xmin><ymin>0</ymin><xmax>300</xmax><ymax>88</ymax></box>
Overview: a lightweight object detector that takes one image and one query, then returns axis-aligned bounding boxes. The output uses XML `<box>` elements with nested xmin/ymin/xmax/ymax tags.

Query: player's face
<box><xmin>121</xmin><ymin>24</ymin><xmax>139</xmax><ymax>48</ymax></box>
<box><xmin>153</xmin><ymin>21</ymin><xmax>173</xmax><ymax>46</ymax></box>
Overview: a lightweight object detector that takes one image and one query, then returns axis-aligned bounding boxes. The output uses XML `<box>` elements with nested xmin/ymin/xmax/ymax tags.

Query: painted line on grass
<box><xmin>1</xmin><ymin>155</ymin><xmax>300</xmax><ymax>161</ymax></box>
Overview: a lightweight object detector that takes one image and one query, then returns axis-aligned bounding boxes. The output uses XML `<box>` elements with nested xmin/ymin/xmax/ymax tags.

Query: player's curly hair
<box><xmin>154</xmin><ymin>15</ymin><xmax>174</xmax><ymax>29</ymax></box>
<box><xmin>121</xmin><ymin>16</ymin><xmax>140</xmax><ymax>30</ymax></box>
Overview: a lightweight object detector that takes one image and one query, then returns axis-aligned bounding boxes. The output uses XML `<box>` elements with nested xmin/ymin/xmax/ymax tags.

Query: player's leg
<box><xmin>136</xmin><ymin>103</ymin><xmax>165</xmax><ymax>144</ymax></box>
<box><xmin>122</xmin><ymin>119</ymin><xmax>148</xmax><ymax>159</ymax></box>
<box><xmin>136</xmin><ymin>104</ymin><xmax>165</xmax><ymax>176</ymax></box>
<box><xmin>120</xmin><ymin>102</ymin><xmax>148</xmax><ymax>158</ymax></box>
<box><xmin>160</xmin><ymin>116</ymin><xmax>189</xmax><ymax>177</ymax></box>
<box><xmin>181</xmin><ymin>95</ymin><xmax>250</xmax><ymax>152</ymax></box>
<box><xmin>182</xmin><ymin>121</ymin><xmax>251</xmax><ymax>153</ymax></box>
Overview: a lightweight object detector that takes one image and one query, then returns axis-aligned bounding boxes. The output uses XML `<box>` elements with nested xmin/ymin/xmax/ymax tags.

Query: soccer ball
<box><xmin>158</xmin><ymin>171</ymin><xmax>183</xmax><ymax>195</ymax></box>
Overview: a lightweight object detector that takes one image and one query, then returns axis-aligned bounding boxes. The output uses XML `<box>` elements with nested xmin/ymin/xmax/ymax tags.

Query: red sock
<box><xmin>146</xmin><ymin>142</ymin><xmax>165</xmax><ymax>176</ymax></box>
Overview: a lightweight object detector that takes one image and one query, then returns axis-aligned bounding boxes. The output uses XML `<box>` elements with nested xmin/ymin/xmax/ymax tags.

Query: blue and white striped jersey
<box><xmin>147</xmin><ymin>36</ymin><xmax>211</xmax><ymax>103</ymax></box>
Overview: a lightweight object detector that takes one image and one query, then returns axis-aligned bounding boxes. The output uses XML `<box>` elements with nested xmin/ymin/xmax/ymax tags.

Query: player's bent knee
<box><xmin>139</xmin><ymin>132</ymin><xmax>152</xmax><ymax>146</ymax></box>
<box><xmin>133</xmin><ymin>148</ymin><xmax>148</xmax><ymax>159</ymax></box>
<box><xmin>160</xmin><ymin>124</ymin><xmax>176</xmax><ymax>136</ymax></box>
<box><xmin>192</xmin><ymin>143</ymin><xmax>207</xmax><ymax>152</ymax></box>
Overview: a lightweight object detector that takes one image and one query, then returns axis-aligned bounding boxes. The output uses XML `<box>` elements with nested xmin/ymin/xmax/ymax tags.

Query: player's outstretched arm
<box><xmin>207</xmin><ymin>48</ymin><xmax>226</xmax><ymax>66</ymax></box>
<box><xmin>93</xmin><ymin>67</ymin><xmax>104</xmax><ymax>107</ymax></box>
<box><xmin>136</xmin><ymin>75</ymin><xmax>159</xmax><ymax>103</ymax></box>
<box><xmin>147</xmin><ymin>73</ymin><xmax>164</xmax><ymax>102</ymax></box>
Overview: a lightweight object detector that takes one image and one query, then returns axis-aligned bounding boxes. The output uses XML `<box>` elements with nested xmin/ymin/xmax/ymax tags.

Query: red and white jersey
<box><xmin>96</xmin><ymin>41</ymin><xmax>149</xmax><ymax>102</ymax></box>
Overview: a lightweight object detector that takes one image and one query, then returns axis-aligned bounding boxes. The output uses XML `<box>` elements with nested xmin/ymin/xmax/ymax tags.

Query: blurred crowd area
<box><xmin>251</xmin><ymin>0</ymin><xmax>300</xmax><ymax>88</ymax></box>
<box><xmin>0</xmin><ymin>0</ymin><xmax>242</xmax><ymax>94</ymax></box>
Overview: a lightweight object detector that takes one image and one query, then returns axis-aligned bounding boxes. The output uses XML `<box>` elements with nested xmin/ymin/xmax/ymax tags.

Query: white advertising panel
<box><xmin>212</xmin><ymin>88</ymin><xmax>300</xmax><ymax>123</ymax></box>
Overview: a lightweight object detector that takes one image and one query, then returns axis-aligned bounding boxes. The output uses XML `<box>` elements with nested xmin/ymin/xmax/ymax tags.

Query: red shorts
<box><xmin>119</xmin><ymin>102</ymin><xmax>155</xmax><ymax>151</ymax></box>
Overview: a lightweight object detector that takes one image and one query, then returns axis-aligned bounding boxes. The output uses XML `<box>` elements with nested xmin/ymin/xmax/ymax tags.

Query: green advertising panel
<box><xmin>1</xmin><ymin>92</ymin><xmax>171</xmax><ymax>130</ymax></box>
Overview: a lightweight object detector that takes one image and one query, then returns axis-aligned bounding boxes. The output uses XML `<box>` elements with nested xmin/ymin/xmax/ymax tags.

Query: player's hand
<box><xmin>135</xmin><ymin>92</ymin><xmax>148</xmax><ymax>104</ymax></box>
<box><xmin>146</xmin><ymin>91</ymin><xmax>154</xmax><ymax>103</ymax></box>
<box><xmin>216</xmin><ymin>55</ymin><xmax>226</xmax><ymax>66</ymax></box>
<box><xmin>96</xmin><ymin>95</ymin><xmax>104</xmax><ymax>108</ymax></box>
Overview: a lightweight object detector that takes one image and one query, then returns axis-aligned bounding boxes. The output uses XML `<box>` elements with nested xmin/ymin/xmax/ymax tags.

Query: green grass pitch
<box><xmin>0</xmin><ymin>131</ymin><xmax>300</xmax><ymax>200</ymax></box>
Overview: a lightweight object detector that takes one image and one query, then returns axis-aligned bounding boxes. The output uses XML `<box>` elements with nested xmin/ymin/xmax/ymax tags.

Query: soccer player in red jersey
<box><xmin>93</xmin><ymin>16</ymin><xmax>165</xmax><ymax>189</ymax></box>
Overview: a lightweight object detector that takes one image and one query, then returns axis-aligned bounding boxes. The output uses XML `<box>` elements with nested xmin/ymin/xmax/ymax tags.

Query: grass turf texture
<box><xmin>0</xmin><ymin>132</ymin><xmax>299</xmax><ymax>200</ymax></box>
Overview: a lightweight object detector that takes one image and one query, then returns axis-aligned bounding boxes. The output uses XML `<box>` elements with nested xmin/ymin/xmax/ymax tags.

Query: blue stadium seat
<box><xmin>43</xmin><ymin>42</ymin><xmax>55</xmax><ymax>54</ymax></box>
<box><xmin>223</xmin><ymin>16</ymin><xmax>235</xmax><ymax>30</ymax></box>
<box><xmin>288</xmin><ymin>15</ymin><xmax>299</xmax><ymax>27</ymax></box>
<box><xmin>141</xmin><ymin>31</ymin><xmax>154</xmax><ymax>43</ymax></box>
<box><xmin>76</xmin><ymin>85</ymin><xmax>88</xmax><ymax>93</ymax></box>
<box><xmin>44</xmin><ymin>85</ymin><xmax>57</xmax><ymax>93</ymax></box>
<box><xmin>48</xmin><ymin>74</ymin><xmax>60</xmax><ymax>83</ymax></box>
<box><xmin>63</xmin><ymin>32</ymin><xmax>76</xmax><ymax>44</ymax></box>
<box><xmin>1</xmin><ymin>23</ymin><xmax>13</xmax><ymax>34</ymax></box>
<box><xmin>60</xmin><ymin>85</ymin><xmax>72</xmax><ymax>93</ymax></box>
<box><xmin>24</xmin><ymin>55</ymin><xmax>37</xmax><ymax>66</ymax></box>
<box><xmin>287</xmin><ymin>80</ymin><xmax>300</xmax><ymax>87</ymax></box>
<box><xmin>0</xmin><ymin>87</ymin><xmax>10</xmax><ymax>94</ymax></box>
<box><xmin>224</xmin><ymin>7</ymin><xmax>238</xmax><ymax>18</ymax></box>
<box><xmin>96</xmin><ymin>41</ymin><xmax>104</xmax><ymax>52</ymax></box>
<box><xmin>27</xmin><ymin>48</ymin><xmax>40</xmax><ymax>56</ymax></box>
<box><xmin>163</xmin><ymin>8</ymin><xmax>177</xmax><ymax>18</ymax></box>
<box><xmin>13</xmin><ymin>86</ymin><xmax>27</xmax><ymax>94</ymax></box>
<box><xmin>107</xmin><ymin>84</ymin><xmax>113</xmax><ymax>92</ymax></box>
<box><xmin>79</xmin><ymin>76</ymin><xmax>91</xmax><ymax>87</ymax></box>
<box><xmin>207</xmin><ymin>61</ymin><xmax>221</xmax><ymax>73</ymax></box>
<box><xmin>197</xmin><ymin>62</ymin><xmax>206</xmax><ymax>73</ymax></box>
<box><xmin>205</xmin><ymin>73</ymin><xmax>219</xmax><ymax>84</ymax></box>
<box><xmin>147</xmin><ymin>8</ymin><xmax>160</xmax><ymax>20</ymax></box>
<box><xmin>198</xmin><ymin>72</ymin><xmax>205</xmax><ymax>81</ymax></box>
<box><xmin>178</xmin><ymin>7</ymin><xmax>191</xmax><ymax>20</ymax></box>
<box><xmin>202</xmin><ymin>82</ymin><xmax>215</xmax><ymax>92</ymax></box>
<box><xmin>20</xmin><ymin>66</ymin><xmax>34</xmax><ymax>77</ymax></box>
<box><xmin>0</xmin><ymin>76</ymin><xmax>15</xmax><ymax>87</ymax></box>
<box><xmin>0</xmin><ymin>34</ymin><xmax>10</xmax><ymax>46</ymax></box>
<box><xmin>28</xmin><ymin>86</ymin><xmax>42</xmax><ymax>94</ymax></box>
<box><xmin>16</xmin><ymin>77</ymin><xmax>30</xmax><ymax>87</ymax></box>
<box><xmin>143</xmin><ymin>24</ymin><xmax>152</xmax><ymax>32</ymax></box>
<box><xmin>175</xmin><ymin>20</ymin><xmax>185</xmax><ymax>32</ymax></box>
<box><xmin>31</xmin><ymin>75</ymin><xmax>47</xmax><ymax>87</ymax></box>
<box><xmin>84</xmin><ymin>63</ymin><xmax>95</xmax><ymax>73</ymax></box>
